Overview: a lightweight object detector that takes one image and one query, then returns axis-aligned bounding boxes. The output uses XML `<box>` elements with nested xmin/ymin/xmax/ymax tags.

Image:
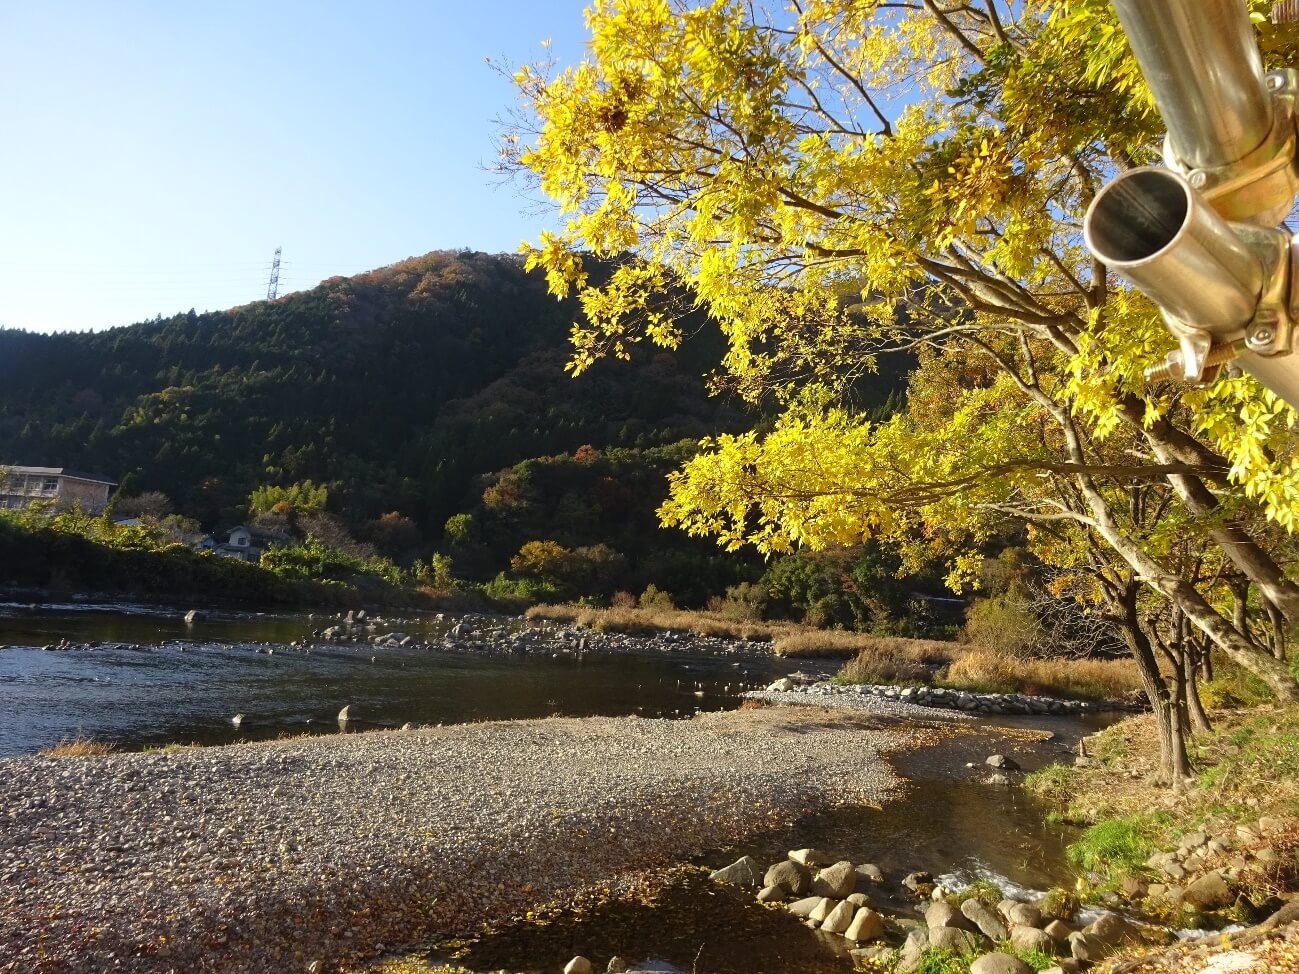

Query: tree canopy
<box><xmin>509</xmin><ymin>0</ymin><xmax>1299</xmax><ymax>707</ymax></box>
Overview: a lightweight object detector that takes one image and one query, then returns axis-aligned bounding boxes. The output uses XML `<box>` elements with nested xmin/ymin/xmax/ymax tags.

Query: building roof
<box><xmin>4</xmin><ymin>465</ymin><xmax>117</xmax><ymax>486</ymax></box>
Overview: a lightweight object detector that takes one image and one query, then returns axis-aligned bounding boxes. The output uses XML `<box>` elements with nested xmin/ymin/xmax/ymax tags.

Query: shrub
<box><xmin>638</xmin><ymin>584</ymin><xmax>675</xmax><ymax>611</ymax></box>
<box><xmin>961</xmin><ymin>593</ymin><xmax>1045</xmax><ymax>657</ymax></box>
<box><xmin>1067</xmin><ymin>815</ymin><xmax>1160</xmax><ymax>874</ymax></box>
<box><xmin>39</xmin><ymin>735</ymin><xmax>116</xmax><ymax>757</ymax></box>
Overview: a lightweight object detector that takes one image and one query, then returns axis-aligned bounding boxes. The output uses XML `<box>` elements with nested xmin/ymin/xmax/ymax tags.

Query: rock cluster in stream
<box><xmin>700</xmin><ymin>849</ymin><xmax>1162</xmax><ymax>973</ymax></box>
<box><xmin>750</xmin><ymin>678</ymin><xmax>1142</xmax><ymax>716</ymax></box>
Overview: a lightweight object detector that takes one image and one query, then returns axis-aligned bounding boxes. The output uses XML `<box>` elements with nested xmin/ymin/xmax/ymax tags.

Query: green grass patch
<box><xmin>1067</xmin><ymin>814</ymin><xmax>1163</xmax><ymax>874</ymax></box>
<box><xmin>911</xmin><ymin>949</ymin><xmax>968</xmax><ymax>974</ymax></box>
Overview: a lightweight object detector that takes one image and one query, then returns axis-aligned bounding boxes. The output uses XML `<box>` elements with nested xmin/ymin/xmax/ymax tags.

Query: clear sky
<box><xmin>0</xmin><ymin>1</ymin><xmax>591</xmax><ymax>333</ymax></box>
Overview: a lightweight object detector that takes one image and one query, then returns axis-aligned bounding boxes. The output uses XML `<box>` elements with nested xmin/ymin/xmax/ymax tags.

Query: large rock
<box><xmin>766</xmin><ymin>678</ymin><xmax>795</xmax><ymax>691</ymax></box>
<box><xmin>1183</xmin><ymin>870</ymin><xmax>1233</xmax><ymax>910</ymax></box>
<box><xmin>845</xmin><ymin>907</ymin><xmax>885</xmax><ymax>943</ymax></box>
<box><xmin>1068</xmin><ymin>932</ymin><xmax>1106</xmax><ymax>963</ymax></box>
<box><xmin>986</xmin><ymin>754</ymin><xmax>1021</xmax><ymax>771</ymax></box>
<box><xmin>970</xmin><ymin>954</ymin><xmax>1033</xmax><ymax>974</ymax></box>
<box><xmin>1002</xmin><ymin>901</ymin><xmax>1042</xmax><ymax>928</ymax></box>
<box><xmin>962</xmin><ymin>899</ymin><xmax>1009</xmax><ymax>940</ymax></box>
<box><xmin>812</xmin><ymin>861</ymin><xmax>858</xmax><ymax>899</ymax></box>
<box><xmin>787</xmin><ymin>896</ymin><xmax>824</xmax><ymax>918</ymax></box>
<box><xmin>930</xmin><ymin>927</ymin><xmax>985</xmax><ymax>954</ymax></box>
<box><xmin>897</xmin><ymin>929</ymin><xmax>930</xmax><ymax>974</ymax></box>
<box><xmin>1043</xmin><ymin>918</ymin><xmax>1074</xmax><ymax>943</ymax></box>
<box><xmin>927</xmin><ymin>900</ymin><xmax>977</xmax><ymax>931</ymax></box>
<box><xmin>789</xmin><ymin>848</ymin><xmax>836</xmax><ymax>868</ymax></box>
<box><xmin>337</xmin><ymin>704</ymin><xmax>354</xmax><ymax>722</ymax></box>
<box><xmin>820</xmin><ymin>899</ymin><xmax>857</xmax><ymax>935</ymax></box>
<box><xmin>1085</xmin><ymin>911</ymin><xmax>1138</xmax><ymax>947</ymax></box>
<box><xmin>709</xmin><ymin>855</ymin><xmax>762</xmax><ymax>888</ymax></box>
<box><xmin>1010</xmin><ymin>925</ymin><xmax>1056</xmax><ymax>955</ymax></box>
<box><xmin>809</xmin><ymin>898</ymin><xmax>837</xmax><ymax>923</ymax></box>
<box><xmin>764</xmin><ymin>859</ymin><xmax>811</xmax><ymax>895</ymax></box>
<box><xmin>855</xmin><ymin>863</ymin><xmax>885</xmax><ymax>885</ymax></box>
<box><xmin>756</xmin><ymin>885</ymin><xmax>787</xmax><ymax>904</ymax></box>
<box><xmin>564</xmin><ymin>958</ymin><xmax>593</xmax><ymax>974</ymax></box>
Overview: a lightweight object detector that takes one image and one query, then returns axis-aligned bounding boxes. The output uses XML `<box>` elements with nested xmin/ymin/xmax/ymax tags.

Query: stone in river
<box><xmin>962</xmin><ymin>898</ymin><xmax>1009</xmax><ymax>940</ymax></box>
<box><xmin>709</xmin><ymin>855</ymin><xmax>762</xmax><ymax>887</ymax></box>
<box><xmin>819</xmin><ymin>899</ymin><xmax>857</xmax><ymax>935</ymax></box>
<box><xmin>756</xmin><ymin>885</ymin><xmax>787</xmax><ymax>904</ymax></box>
<box><xmin>787</xmin><ymin>896</ymin><xmax>823</xmax><ymax>918</ymax></box>
<box><xmin>1010</xmin><ymin>925</ymin><xmax>1056</xmax><ymax>955</ymax></box>
<box><xmin>970</xmin><ymin>954</ymin><xmax>1033</xmax><ymax>974</ymax></box>
<box><xmin>811</xmin><ymin>861</ymin><xmax>858</xmax><ymax>898</ymax></box>
<box><xmin>929</xmin><ymin>927</ymin><xmax>985</xmax><ymax>953</ymax></box>
<box><xmin>809</xmin><ymin>897</ymin><xmax>837</xmax><ymax>923</ymax></box>
<box><xmin>986</xmin><ymin>754</ymin><xmax>1021</xmax><ymax>771</ymax></box>
<box><xmin>789</xmin><ymin>847</ymin><xmax>836</xmax><ymax>867</ymax></box>
<box><xmin>926</xmin><ymin>900</ymin><xmax>976</xmax><ymax>931</ymax></box>
<box><xmin>1182</xmin><ymin>870</ymin><xmax>1233</xmax><ymax>910</ymax></box>
<box><xmin>564</xmin><ymin>957</ymin><xmax>593</xmax><ymax>974</ymax></box>
<box><xmin>338</xmin><ymin>705</ymin><xmax>354</xmax><ymax>723</ymax></box>
<box><xmin>845</xmin><ymin>907</ymin><xmax>885</xmax><ymax>943</ymax></box>
<box><xmin>764</xmin><ymin>859</ymin><xmax>811</xmax><ymax>894</ymax></box>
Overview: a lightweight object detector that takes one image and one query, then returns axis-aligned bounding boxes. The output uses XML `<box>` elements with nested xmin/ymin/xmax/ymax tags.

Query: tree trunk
<box><xmin>1266</xmin><ymin>598</ymin><xmax>1287</xmax><ymax>662</ymax></box>
<box><xmin>1185</xmin><ymin>640</ymin><xmax>1212</xmax><ymax>734</ymax></box>
<box><xmin>1073</xmin><ymin>466</ymin><xmax>1299</xmax><ymax>703</ymax></box>
<box><xmin>1113</xmin><ymin>581</ymin><xmax>1186</xmax><ymax>785</ymax></box>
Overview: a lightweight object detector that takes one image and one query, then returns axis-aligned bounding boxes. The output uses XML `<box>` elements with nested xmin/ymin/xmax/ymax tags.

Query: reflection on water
<box><xmin>0</xmin><ymin>603</ymin><xmax>780</xmax><ymax>755</ymax></box>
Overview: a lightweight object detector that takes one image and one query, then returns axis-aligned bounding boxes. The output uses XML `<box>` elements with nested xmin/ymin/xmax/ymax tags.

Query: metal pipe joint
<box><xmin>1083</xmin><ymin>0</ymin><xmax>1299</xmax><ymax>408</ymax></box>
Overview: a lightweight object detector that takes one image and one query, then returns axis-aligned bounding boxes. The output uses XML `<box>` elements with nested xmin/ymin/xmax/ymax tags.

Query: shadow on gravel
<box><xmin>412</xmin><ymin>866</ymin><xmax>851</xmax><ymax>974</ymax></box>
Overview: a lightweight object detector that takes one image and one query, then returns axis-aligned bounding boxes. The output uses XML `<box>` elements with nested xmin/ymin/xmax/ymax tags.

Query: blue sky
<box><xmin>0</xmin><ymin>2</ymin><xmax>591</xmax><ymax>333</ymax></box>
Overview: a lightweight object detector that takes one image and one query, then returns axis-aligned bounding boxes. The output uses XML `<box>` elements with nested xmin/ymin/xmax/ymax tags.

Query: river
<box><xmin>0</xmin><ymin>600</ymin><xmax>785</xmax><ymax>756</ymax></box>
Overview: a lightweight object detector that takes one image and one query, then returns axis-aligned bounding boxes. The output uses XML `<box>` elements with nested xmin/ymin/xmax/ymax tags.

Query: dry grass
<box><xmin>524</xmin><ymin>603</ymin><xmax>789</xmax><ymax>642</ymax></box>
<box><xmin>774</xmin><ymin>629</ymin><xmax>957</xmax><ymax>661</ymax></box>
<box><xmin>945</xmin><ymin>650</ymin><xmax>1143</xmax><ymax>701</ymax></box>
<box><xmin>39</xmin><ymin>734</ymin><xmax>117</xmax><ymax>757</ymax></box>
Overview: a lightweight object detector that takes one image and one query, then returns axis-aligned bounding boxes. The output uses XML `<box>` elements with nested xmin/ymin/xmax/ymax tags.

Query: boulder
<box><xmin>1068</xmin><ymin>932</ymin><xmax>1106</xmax><ymax>963</ymax></box>
<box><xmin>820</xmin><ymin>899</ymin><xmax>857</xmax><ymax>935</ymax></box>
<box><xmin>986</xmin><ymin>754</ymin><xmax>1021</xmax><ymax>771</ymax></box>
<box><xmin>844</xmin><ymin>907</ymin><xmax>885</xmax><ymax>943</ymax></box>
<box><xmin>1085</xmin><ymin>911</ymin><xmax>1138</xmax><ymax>947</ymax></box>
<box><xmin>846</xmin><ymin>892</ymin><xmax>869</xmax><ymax>906</ymax></box>
<box><xmin>338</xmin><ymin>705</ymin><xmax>354</xmax><ymax>723</ymax></box>
<box><xmin>1010</xmin><ymin>925</ymin><xmax>1056</xmax><ymax>955</ymax></box>
<box><xmin>789</xmin><ymin>848</ymin><xmax>836</xmax><ymax>868</ymax></box>
<box><xmin>812</xmin><ymin>861</ymin><xmax>858</xmax><ymax>898</ymax></box>
<box><xmin>786</xmin><ymin>896</ymin><xmax>824</xmax><ymax>919</ymax></box>
<box><xmin>1002</xmin><ymin>901</ymin><xmax>1042</xmax><ymax>928</ymax></box>
<box><xmin>764</xmin><ymin>859</ymin><xmax>811</xmax><ymax>895</ymax></box>
<box><xmin>956</xmin><ymin>898</ymin><xmax>1004</xmax><ymax>939</ymax></box>
<box><xmin>855</xmin><ymin>863</ymin><xmax>885</xmax><ymax>885</ymax></box>
<box><xmin>766</xmin><ymin>678</ymin><xmax>795</xmax><ymax>692</ymax></box>
<box><xmin>1183</xmin><ymin>870</ymin><xmax>1233</xmax><ymax>910</ymax></box>
<box><xmin>709</xmin><ymin>855</ymin><xmax>763</xmax><ymax>888</ymax></box>
<box><xmin>607</xmin><ymin>959</ymin><xmax>629</xmax><ymax>974</ymax></box>
<box><xmin>970</xmin><ymin>954</ymin><xmax>1033</xmax><ymax>974</ymax></box>
<box><xmin>927</xmin><ymin>900</ymin><xmax>977</xmax><ymax>931</ymax></box>
<box><xmin>809</xmin><ymin>897</ymin><xmax>838</xmax><ymax>923</ymax></box>
<box><xmin>902</xmin><ymin>870</ymin><xmax>934</xmax><ymax>892</ymax></box>
<box><xmin>756</xmin><ymin>885</ymin><xmax>787</xmax><ymax>904</ymax></box>
<box><xmin>897</xmin><ymin>929</ymin><xmax>930</xmax><ymax>974</ymax></box>
<box><xmin>929</xmin><ymin>927</ymin><xmax>985</xmax><ymax>954</ymax></box>
<box><xmin>564</xmin><ymin>958</ymin><xmax>592</xmax><ymax>974</ymax></box>
<box><xmin>1043</xmin><ymin>919</ymin><xmax>1074</xmax><ymax>943</ymax></box>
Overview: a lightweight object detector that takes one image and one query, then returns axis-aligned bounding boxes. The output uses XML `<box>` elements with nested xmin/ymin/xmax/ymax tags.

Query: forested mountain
<box><xmin>0</xmin><ymin>251</ymin><xmax>751</xmax><ymax>529</ymax></box>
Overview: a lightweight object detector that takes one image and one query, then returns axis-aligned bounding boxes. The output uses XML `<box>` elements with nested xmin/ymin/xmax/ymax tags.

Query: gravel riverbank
<box><xmin>1</xmin><ymin>705</ymin><xmax>946</xmax><ymax>974</ymax></box>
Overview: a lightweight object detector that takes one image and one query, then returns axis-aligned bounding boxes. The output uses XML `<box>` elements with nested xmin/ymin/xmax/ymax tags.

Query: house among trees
<box><xmin>207</xmin><ymin>524</ymin><xmax>289</xmax><ymax>563</ymax></box>
<box><xmin>0</xmin><ymin>466</ymin><xmax>116</xmax><ymax>514</ymax></box>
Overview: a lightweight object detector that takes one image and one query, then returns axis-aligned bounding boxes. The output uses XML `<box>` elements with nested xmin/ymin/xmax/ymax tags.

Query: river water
<box><xmin>2</xmin><ymin>599</ymin><xmax>1102</xmax><ymax>972</ymax></box>
<box><xmin>0</xmin><ymin>601</ymin><xmax>783</xmax><ymax>756</ymax></box>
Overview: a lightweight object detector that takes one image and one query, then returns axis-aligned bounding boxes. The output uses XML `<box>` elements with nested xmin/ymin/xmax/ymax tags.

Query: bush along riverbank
<box><xmin>1022</xmin><ymin>704</ymin><xmax>1299</xmax><ymax>972</ymax></box>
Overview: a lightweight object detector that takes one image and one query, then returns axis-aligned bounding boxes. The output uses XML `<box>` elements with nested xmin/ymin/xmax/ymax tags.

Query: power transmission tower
<box><xmin>266</xmin><ymin>246</ymin><xmax>282</xmax><ymax>300</ymax></box>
